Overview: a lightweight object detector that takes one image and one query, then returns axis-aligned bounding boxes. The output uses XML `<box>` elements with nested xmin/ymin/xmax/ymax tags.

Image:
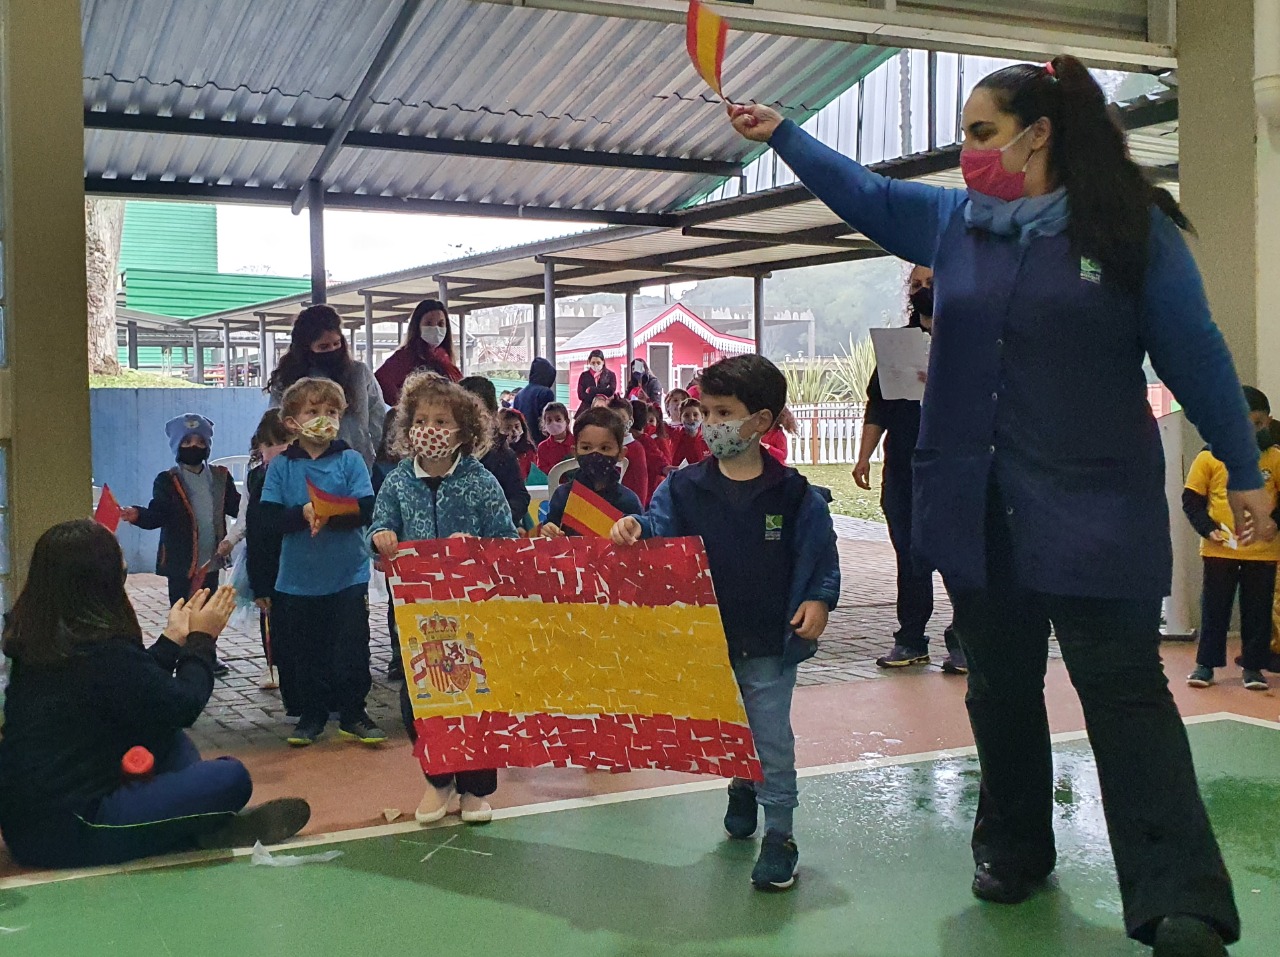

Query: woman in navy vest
<box><xmin>731</xmin><ymin>57</ymin><xmax>1273</xmax><ymax>956</ymax></box>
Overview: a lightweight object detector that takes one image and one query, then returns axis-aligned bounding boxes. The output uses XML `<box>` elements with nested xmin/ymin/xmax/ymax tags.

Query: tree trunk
<box><xmin>85</xmin><ymin>198</ymin><xmax>125</xmax><ymax>375</ymax></box>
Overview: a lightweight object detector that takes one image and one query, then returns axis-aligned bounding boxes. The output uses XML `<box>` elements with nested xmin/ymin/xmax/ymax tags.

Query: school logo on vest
<box><xmin>407</xmin><ymin>612</ymin><xmax>489</xmax><ymax>702</ymax></box>
<box><xmin>1080</xmin><ymin>257</ymin><xmax>1102</xmax><ymax>285</ymax></box>
<box><xmin>765</xmin><ymin>514</ymin><xmax>783</xmax><ymax>541</ymax></box>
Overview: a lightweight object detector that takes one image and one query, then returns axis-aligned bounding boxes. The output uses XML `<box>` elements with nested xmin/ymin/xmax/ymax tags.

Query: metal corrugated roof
<box><xmin>123</xmin><ymin>268</ymin><xmax>311</xmax><ymax>319</ymax></box>
<box><xmin>83</xmin><ymin>0</ymin><xmax>893</xmax><ymax>216</ymax></box>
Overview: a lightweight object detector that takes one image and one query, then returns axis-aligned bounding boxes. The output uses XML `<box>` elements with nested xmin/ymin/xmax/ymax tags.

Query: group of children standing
<box><xmin>123</xmin><ymin>353</ymin><xmax>840</xmax><ymax>892</ymax></box>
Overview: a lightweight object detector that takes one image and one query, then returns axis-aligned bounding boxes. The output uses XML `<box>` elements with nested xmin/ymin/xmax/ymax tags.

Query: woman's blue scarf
<box><xmin>964</xmin><ymin>187</ymin><xmax>1070</xmax><ymax>244</ymax></box>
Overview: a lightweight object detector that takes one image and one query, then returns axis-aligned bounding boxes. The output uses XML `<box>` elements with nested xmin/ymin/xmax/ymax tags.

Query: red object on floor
<box><xmin>93</xmin><ymin>484</ymin><xmax>122</xmax><ymax>533</ymax></box>
<box><xmin>122</xmin><ymin>746</ymin><xmax>155</xmax><ymax>779</ymax></box>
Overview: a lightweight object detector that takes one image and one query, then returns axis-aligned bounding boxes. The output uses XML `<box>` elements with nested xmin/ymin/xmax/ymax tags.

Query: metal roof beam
<box><xmin>290</xmin><ymin>0</ymin><xmax>424</xmax><ymax>214</ymax></box>
<box><xmin>539</xmin><ymin>254</ymin><xmax>769</xmax><ymax>280</ymax></box>
<box><xmin>84</xmin><ymin>111</ymin><xmax>743</xmax><ymax>178</ymax></box>
<box><xmin>680</xmin><ymin>226</ymin><xmax>876</xmax><ymax>250</ymax></box>
<box><xmin>83</xmin><ymin>177</ymin><xmax>676</xmax><ymax>228</ymax></box>
<box><xmin>470</xmin><ymin>0</ymin><xmax>1175</xmax><ymax>70</ymax></box>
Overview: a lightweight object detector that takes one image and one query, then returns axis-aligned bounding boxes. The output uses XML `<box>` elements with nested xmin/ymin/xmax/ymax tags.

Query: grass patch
<box><xmin>794</xmin><ymin>463</ymin><xmax>886</xmax><ymax>522</ymax></box>
<box><xmin>90</xmin><ymin>370</ymin><xmax>207</xmax><ymax>388</ymax></box>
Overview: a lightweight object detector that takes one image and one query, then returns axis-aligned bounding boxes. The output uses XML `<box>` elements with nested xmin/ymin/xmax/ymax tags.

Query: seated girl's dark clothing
<box><xmin>0</xmin><ymin>632</ymin><xmax>217</xmax><ymax>826</ymax></box>
<box><xmin>245</xmin><ymin>464</ymin><xmax>283</xmax><ymax>601</ymax></box>
<box><xmin>545</xmin><ymin>478</ymin><xmax>643</xmax><ymax>534</ymax></box>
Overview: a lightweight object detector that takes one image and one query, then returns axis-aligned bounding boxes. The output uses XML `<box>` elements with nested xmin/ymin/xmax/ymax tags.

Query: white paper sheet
<box><xmin>869</xmin><ymin>328</ymin><xmax>931</xmax><ymax>402</ymax></box>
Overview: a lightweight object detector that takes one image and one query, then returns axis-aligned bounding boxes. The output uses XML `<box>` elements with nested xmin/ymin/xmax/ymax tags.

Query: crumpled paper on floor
<box><xmin>250</xmin><ymin>841</ymin><xmax>343</xmax><ymax>866</ymax></box>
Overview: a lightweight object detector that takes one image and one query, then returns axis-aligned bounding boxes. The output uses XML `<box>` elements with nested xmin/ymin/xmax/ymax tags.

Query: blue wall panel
<box><xmin>91</xmin><ymin>388</ymin><xmax>269</xmax><ymax>573</ymax></box>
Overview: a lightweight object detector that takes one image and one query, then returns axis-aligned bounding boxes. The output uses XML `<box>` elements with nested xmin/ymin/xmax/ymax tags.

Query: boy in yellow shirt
<box><xmin>1182</xmin><ymin>386</ymin><xmax>1280</xmax><ymax>690</ymax></box>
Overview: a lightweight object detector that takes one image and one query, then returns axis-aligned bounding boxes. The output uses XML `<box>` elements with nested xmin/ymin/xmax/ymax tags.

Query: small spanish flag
<box><xmin>94</xmin><ymin>484</ymin><xmax>122</xmax><ymax>533</ymax></box>
<box><xmin>686</xmin><ymin>0</ymin><xmax>729</xmax><ymax>99</ymax></box>
<box><xmin>307</xmin><ymin>478</ymin><xmax>360</xmax><ymax>519</ymax></box>
<box><xmin>561</xmin><ymin>481</ymin><xmax>625</xmax><ymax>538</ymax></box>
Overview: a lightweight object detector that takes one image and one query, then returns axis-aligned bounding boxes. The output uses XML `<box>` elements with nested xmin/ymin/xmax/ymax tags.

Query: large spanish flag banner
<box><xmin>390</xmin><ymin>536</ymin><xmax>761</xmax><ymax>780</ymax></box>
<box><xmin>686</xmin><ymin>0</ymin><xmax>729</xmax><ymax>98</ymax></box>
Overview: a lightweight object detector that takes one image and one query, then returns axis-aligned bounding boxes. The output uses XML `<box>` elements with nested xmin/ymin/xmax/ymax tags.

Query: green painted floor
<box><xmin>2</xmin><ymin>719</ymin><xmax>1277</xmax><ymax>957</ymax></box>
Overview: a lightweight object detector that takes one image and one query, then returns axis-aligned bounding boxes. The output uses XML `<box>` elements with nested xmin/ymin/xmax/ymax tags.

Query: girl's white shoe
<box><xmin>459</xmin><ymin>794</ymin><xmax>493</xmax><ymax>824</ymax></box>
<box><xmin>415</xmin><ymin>785</ymin><xmax>454</xmax><ymax>824</ymax></box>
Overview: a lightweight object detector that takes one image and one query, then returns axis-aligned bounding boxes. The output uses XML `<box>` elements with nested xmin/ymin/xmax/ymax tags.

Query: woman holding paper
<box><xmin>731</xmin><ymin>57</ymin><xmax>1268</xmax><ymax>955</ymax></box>
<box><xmin>854</xmin><ymin>266</ymin><xmax>964</xmax><ymax>674</ymax></box>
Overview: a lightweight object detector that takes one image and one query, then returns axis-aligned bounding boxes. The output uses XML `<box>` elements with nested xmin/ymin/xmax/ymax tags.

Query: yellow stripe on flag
<box><xmin>686</xmin><ymin>0</ymin><xmax>728</xmax><ymax>98</ymax></box>
<box><xmin>561</xmin><ymin>483</ymin><xmax>621</xmax><ymax>537</ymax></box>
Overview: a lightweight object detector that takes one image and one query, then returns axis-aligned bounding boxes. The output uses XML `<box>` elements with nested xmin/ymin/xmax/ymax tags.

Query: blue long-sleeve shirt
<box><xmin>769</xmin><ymin>118</ymin><xmax>1260</xmax><ymax>597</ymax></box>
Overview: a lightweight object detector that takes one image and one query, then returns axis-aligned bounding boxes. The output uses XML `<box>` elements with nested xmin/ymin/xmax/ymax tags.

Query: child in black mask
<box><xmin>540</xmin><ymin>407</ymin><xmax>643</xmax><ymax>537</ymax></box>
<box><xmin>124</xmin><ymin>415</ymin><xmax>242</xmax><ymax>676</ymax></box>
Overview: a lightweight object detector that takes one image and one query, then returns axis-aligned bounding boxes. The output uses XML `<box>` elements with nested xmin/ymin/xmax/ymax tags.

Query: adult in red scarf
<box><xmin>375</xmin><ymin>299</ymin><xmax>462</xmax><ymax>406</ymax></box>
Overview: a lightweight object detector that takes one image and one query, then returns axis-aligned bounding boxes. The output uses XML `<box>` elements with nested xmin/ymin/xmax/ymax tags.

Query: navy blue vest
<box><xmin>913</xmin><ymin>209</ymin><xmax>1169</xmax><ymax>599</ymax></box>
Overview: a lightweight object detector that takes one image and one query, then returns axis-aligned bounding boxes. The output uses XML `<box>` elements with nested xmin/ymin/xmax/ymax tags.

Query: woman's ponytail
<box><xmin>978</xmin><ymin>55</ymin><xmax>1190</xmax><ymax>294</ymax></box>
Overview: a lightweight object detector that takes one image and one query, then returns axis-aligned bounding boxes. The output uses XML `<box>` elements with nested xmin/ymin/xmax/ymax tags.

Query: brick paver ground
<box><xmin>127</xmin><ymin>519</ymin><xmax>1055</xmax><ymax>753</ymax></box>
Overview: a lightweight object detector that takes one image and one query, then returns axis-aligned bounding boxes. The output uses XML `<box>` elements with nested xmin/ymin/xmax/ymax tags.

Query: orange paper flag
<box><xmin>686</xmin><ymin>0</ymin><xmax>729</xmax><ymax>99</ymax></box>
<box><xmin>94</xmin><ymin>484</ymin><xmax>122</xmax><ymax>533</ymax></box>
<box><xmin>306</xmin><ymin>479</ymin><xmax>360</xmax><ymax>519</ymax></box>
<box><xmin>561</xmin><ymin>482</ymin><xmax>625</xmax><ymax>538</ymax></box>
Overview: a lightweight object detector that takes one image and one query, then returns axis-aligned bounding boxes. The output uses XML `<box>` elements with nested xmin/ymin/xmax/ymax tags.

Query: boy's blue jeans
<box><xmin>731</xmin><ymin>655</ymin><xmax>798</xmax><ymax>836</ymax></box>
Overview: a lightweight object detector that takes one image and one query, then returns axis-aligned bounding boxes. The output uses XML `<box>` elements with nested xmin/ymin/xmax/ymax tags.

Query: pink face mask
<box><xmin>959</xmin><ymin>126</ymin><xmax>1033</xmax><ymax>202</ymax></box>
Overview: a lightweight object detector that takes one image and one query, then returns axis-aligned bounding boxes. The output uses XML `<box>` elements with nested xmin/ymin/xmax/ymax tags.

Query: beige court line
<box><xmin>1</xmin><ymin>711</ymin><xmax>1271</xmax><ymax>891</ymax></box>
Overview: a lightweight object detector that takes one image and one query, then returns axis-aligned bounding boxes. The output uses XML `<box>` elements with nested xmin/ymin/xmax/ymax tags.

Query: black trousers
<box><xmin>950</xmin><ymin>582</ymin><xmax>1240</xmax><ymax>945</ymax></box>
<box><xmin>399</xmin><ymin>683</ymin><xmax>498</xmax><ymax>797</ymax></box>
<box><xmin>166</xmin><ymin>569</ymin><xmax>219</xmax><ymax>606</ymax></box>
<box><xmin>1197</xmin><ymin>556</ymin><xmax>1276</xmax><ymax>670</ymax></box>
<box><xmin>273</xmin><ymin>585</ymin><xmax>372</xmax><ymax>724</ymax></box>
<box><xmin>882</xmin><ymin>471</ymin><xmax>934</xmax><ymax>649</ymax></box>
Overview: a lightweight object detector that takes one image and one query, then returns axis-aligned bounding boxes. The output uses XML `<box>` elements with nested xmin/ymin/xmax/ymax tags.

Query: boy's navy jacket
<box><xmin>635</xmin><ymin>454</ymin><xmax>840</xmax><ymax>664</ymax></box>
<box><xmin>0</xmin><ymin>633</ymin><xmax>216</xmax><ymax>823</ymax></box>
<box><xmin>132</xmin><ymin>465</ymin><xmax>241</xmax><ymax>580</ymax></box>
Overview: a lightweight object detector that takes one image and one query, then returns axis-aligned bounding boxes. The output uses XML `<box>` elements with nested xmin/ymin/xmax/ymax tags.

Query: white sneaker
<box><xmin>415</xmin><ymin>785</ymin><xmax>454</xmax><ymax>824</ymax></box>
<box><xmin>459</xmin><ymin>794</ymin><xmax>493</xmax><ymax>824</ymax></box>
<box><xmin>258</xmin><ymin>666</ymin><xmax>279</xmax><ymax>690</ymax></box>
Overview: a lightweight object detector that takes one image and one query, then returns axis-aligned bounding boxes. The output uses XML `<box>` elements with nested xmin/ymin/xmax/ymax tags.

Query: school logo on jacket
<box><xmin>765</xmin><ymin>514</ymin><xmax>783</xmax><ymax>541</ymax></box>
<box><xmin>407</xmin><ymin>612</ymin><xmax>489</xmax><ymax>702</ymax></box>
<box><xmin>1080</xmin><ymin>257</ymin><xmax>1102</xmax><ymax>285</ymax></box>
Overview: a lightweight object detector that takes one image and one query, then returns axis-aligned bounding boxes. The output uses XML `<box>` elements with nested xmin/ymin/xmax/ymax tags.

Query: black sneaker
<box><xmin>287</xmin><ymin>717</ymin><xmax>326</xmax><ymax>747</ymax></box>
<box><xmin>1152</xmin><ymin>915</ymin><xmax>1227</xmax><ymax>957</ymax></box>
<box><xmin>971</xmin><ymin>862</ymin><xmax>1047</xmax><ymax>905</ymax></box>
<box><xmin>338</xmin><ymin>715</ymin><xmax>388</xmax><ymax>745</ymax></box>
<box><xmin>196</xmin><ymin>797</ymin><xmax>311</xmax><ymax>849</ymax></box>
<box><xmin>386</xmin><ymin>660</ymin><xmax>405</xmax><ymax>682</ymax></box>
<box><xmin>942</xmin><ymin>629</ymin><xmax>968</xmax><ymax>674</ymax></box>
<box><xmin>876</xmin><ymin>644</ymin><xmax>930</xmax><ymax>668</ymax></box>
<box><xmin>723</xmin><ymin>784</ymin><xmax>759</xmax><ymax>839</ymax></box>
<box><xmin>751</xmin><ymin>830</ymin><xmax>798</xmax><ymax>890</ymax></box>
<box><xmin>212</xmin><ymin>657</ymin><xmax>231</xmax><ymax>677</ymax></box>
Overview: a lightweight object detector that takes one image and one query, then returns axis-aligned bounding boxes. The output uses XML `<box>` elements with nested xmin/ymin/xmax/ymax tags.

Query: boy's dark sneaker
<box><xmin>287</xmin><ymin>718</ymin><xmax>326</xmax><ymax>747</ymax></box>
<box><xmin>1186</xmin><ymin>665</ymin><xmax>1214</xmax><ymax>689</ymax></box>
<box><xmin>1242</xmin><ymin>669</ymin><xmax>1269</xmax><ymax>691</ymax></box>
<box><xmin>338</xmin><ymin>715</ymin><xmax>387</xmax><ymax>745</ymax></box>
<box><xmin>876</xmin><ymin>644</ymin><xmax>930</xmax><ymax>668</ymax></box>
<box><xmin>1151</xmin><ymin>915</ymin><xmax>1227</xmax><ymax>957</ymax></box>
<box><xmin>386</xmin><ymin>659</ymin><xmax>405</xmax><ymax>682</ymax></box>
<box><xmin>942</xmin><ymin>629</ymin><xmax>968</xmax><ymax>674</ymax></box>
<box><xmin>723</xmin><ymin>784</ymin><xmax>759</xmax><ymax>839</ymax></box>
<box><xmin>196</xmin><ymin>797</ymin><xmax>311</xmax><ymax>850</ymax></box>
<box><xmin>212</xmin><ymin>657</ymin><xmax>231</xmax><ymax>677</ymax></box>
<box><xmin>971</xmin><ymin>862</ymin><xmax>1047</xmax><ymax>905</ymax></box>
<box><xmin>751</xmin><ymin>831</ymin><xmax>798</xmax><ymax>890</ymax></box>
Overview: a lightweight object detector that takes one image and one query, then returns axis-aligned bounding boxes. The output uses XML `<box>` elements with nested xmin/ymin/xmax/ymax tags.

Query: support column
<box><xmin>257</xmin><ymin>314</ymin><xmax>272</xmax><ymax>386</ymax></box>
<box><xmin>0</xmin><ymin>0</ymin><xmax>90</xmax><ymax>574</ymax></box>
<box><xmin>221</xmin><ymin>321</ymin><xmax>233</xmax><ymax>388</ymax></box>
<box><xmin>363</xmin><ymin>294</ymin><xmax>375</xmax><ymax>370</ymax></box>
<box><xmin>544</xmin><ymin>262</ymin><xmax>557</xmax><ymax>368</ymax></box>
<box><xmin>752</xmin><ymin>275</ymin><xmax>766</xmax><ymax>355</ymax></box>
<box><xmin>624</xmin><ymin>292</ymin><xmax>636</xmax><ymax>371</ymax></box>
<box><xmin>458</xmin><ymin>312</ymin><xmax>467</xmax><ymax>375</ymax></box>
<box><xmin>126</xmin><ymin>321</ymin><xmax>139</xmax><ymax>370</ymax></box>
<box><xmin>307</xmin><ymin>178</ymin><xmax>327</xmax><ymax>305</ymax></box>
<box><xmin>192</xmin><ymin>330</ymin><xmax>205</xmax><ymax>384</ymax></box>
<box><xmin>531</xmin><ymin>302</ymin><xmax>542</xmax><ymax>359</ymax></box>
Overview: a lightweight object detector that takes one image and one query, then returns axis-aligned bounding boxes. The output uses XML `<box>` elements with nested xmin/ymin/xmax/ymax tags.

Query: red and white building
<box><xmin>559</xmin><ymin>303</ymin><xmax>755</xmax><ymax>395</ymax></box>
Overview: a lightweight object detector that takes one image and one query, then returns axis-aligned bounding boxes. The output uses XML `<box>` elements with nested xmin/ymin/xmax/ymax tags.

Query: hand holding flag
<box><xmin>306</xmin><ymin>479</ymin><xmax>359</xmax><ymax>537</ymax></box>
<box><xmin>94</xmin><ymin>484</ymin><xmax>123</xmax><ymax>533</ymax></box>
<box><xmin>561</xmin><ymin>482</ymin><xmax>626</xmax><ymax>538</ymax></box>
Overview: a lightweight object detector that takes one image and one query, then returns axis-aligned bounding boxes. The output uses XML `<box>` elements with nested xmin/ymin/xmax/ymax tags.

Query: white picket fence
<box><xmin>785</xmin><ymin>402</ymin><xmax>875</xmax><ymax>466</ymax></box>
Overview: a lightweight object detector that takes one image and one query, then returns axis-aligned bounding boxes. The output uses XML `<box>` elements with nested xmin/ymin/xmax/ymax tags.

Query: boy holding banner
<box><xmin>612</xmin><ymin>355</ymin><xmax>840</xmax><ymax>891</ymax></box>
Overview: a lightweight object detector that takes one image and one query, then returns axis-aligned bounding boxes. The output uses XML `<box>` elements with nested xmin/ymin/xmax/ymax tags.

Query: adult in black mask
<box><xmin>266</xmin><ymin>305</ymin><xmax>386</xmax><ymax>468</ymax></box>
<box><xmin>852</xmin><ymin>265</ymin><xmax>964</xmax><ymax>673</ymax></box>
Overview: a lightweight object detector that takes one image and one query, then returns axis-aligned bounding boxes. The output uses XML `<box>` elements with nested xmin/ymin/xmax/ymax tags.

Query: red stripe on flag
<box><xmin>414</xmin><ymin>710</ymin><xmax>762</xmax><ymax>781</ymax></box>
<box><xmin>389</xmin><ymin>536</ymin><xmax>718</xmax><ymax>606</ymax></box>
<box><xmin>93</xmin><ymin>484</ymin><xmax>122</xmax><ymax>533</ymax></box>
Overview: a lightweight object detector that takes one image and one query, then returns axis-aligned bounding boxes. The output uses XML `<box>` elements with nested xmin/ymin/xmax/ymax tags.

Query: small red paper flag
<box><xmin>561</xmin><ymin>481</ymin><xmax>625</xmax><ymax>538</ymax></box>
<box><xmin>307</xmin><ymin>478</ymin><xmax>360</xmax><ymax>519</ymax></box>
<box><xmin>94</xmin><ymin>484</ymin><xmax>122</xmax><ymax>533</ymax></box>
<box><xmin>686</xmin><ymin>0</ymin><xmax>729</xmax><ymax>99</ymax></box>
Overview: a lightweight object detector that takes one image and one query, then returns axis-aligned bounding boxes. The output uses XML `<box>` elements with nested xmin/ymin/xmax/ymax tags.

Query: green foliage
<box><xmin>828</xmin><ymin>336</ymin><xmax>876</xmax><ymax>404</ymax></box>
<box><xmin>781</xmin><ymin>362</ymin><xmax>838</xmax><ymax>404</ymax></box>
<box><xmin>781</xmin><ymin>337</ymin><xmax>876</xmax><ymax>404</ymax></box>
<box><xmin>90</xmin><ymin>370</ymin><xmax>207</xmax><ymax>388</ymax></box>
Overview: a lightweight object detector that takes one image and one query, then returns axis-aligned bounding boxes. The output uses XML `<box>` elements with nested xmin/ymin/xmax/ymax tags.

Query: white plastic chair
<box><xmin>210</xmin><ymin>455</ymin><xmax>251</xmax><ymax>484</ymax></box>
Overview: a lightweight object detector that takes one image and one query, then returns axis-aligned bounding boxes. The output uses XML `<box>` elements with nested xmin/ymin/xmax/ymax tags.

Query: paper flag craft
<box><xmin>93</xmin><ymin>484</ymin><xmax>122</xmax><ymax>533</ymax></box>
<box><xmin>561</xmin><ymin>481</ymin><xmax>624</xmax><ymax>538</ymax></box>
<box><xmin>389</xmin><ymin>536</ymin><xmax>762</xmax><ymax>781</ymax></box>
<box><xmin>306</xmin><ymin>479</ymin><xmax>360</xmax><ymax>519</ymax></box>
<box><xmin>686</xmin><ymin>0</ymin><xmax>729</xmax><ymax>98</ymax></box>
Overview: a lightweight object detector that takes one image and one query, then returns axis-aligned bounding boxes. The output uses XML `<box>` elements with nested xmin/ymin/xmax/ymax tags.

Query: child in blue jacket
<box><xmin>370</xmin><ymin>373</ymin><xmax>518</xmax><ymax>827</ymax></box>
<box><xmin>611</xmin><ymin>355</ymin><xmax>840</xmax><ymax>892</ymax></box>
